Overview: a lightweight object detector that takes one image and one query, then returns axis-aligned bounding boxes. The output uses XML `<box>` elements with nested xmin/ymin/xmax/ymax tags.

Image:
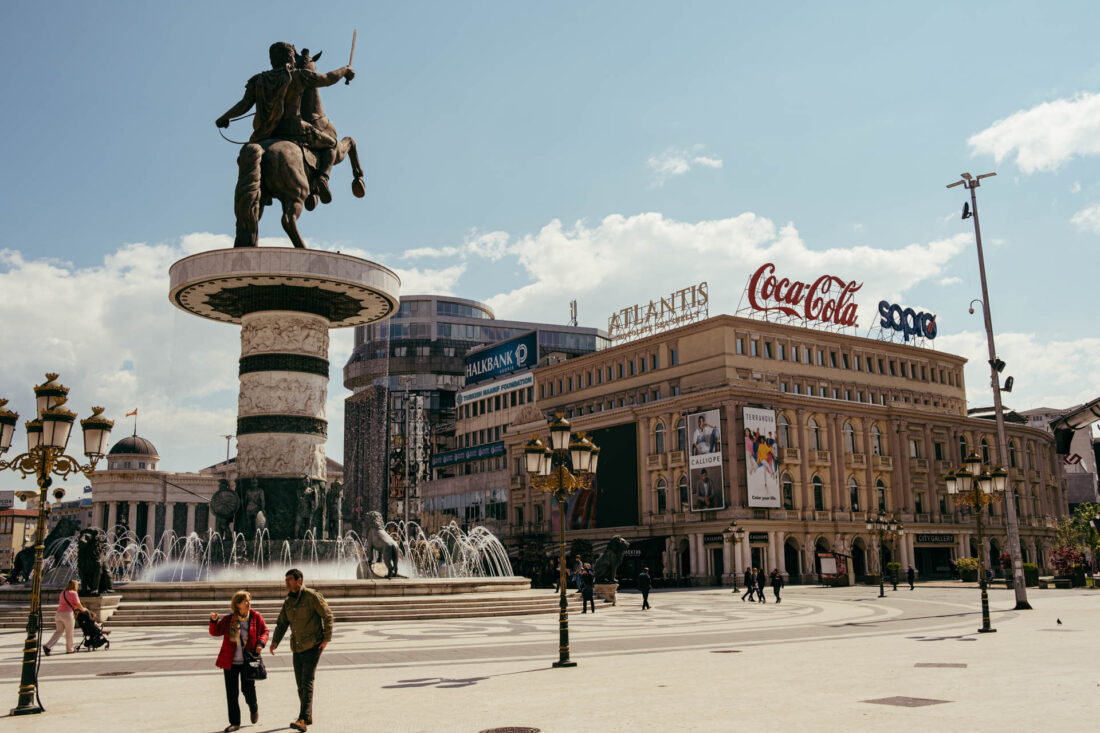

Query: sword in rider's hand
<box><xmin>345</xmin><ymin>28</ymin><xmax>356</xmax><ymax>84</ymax></box>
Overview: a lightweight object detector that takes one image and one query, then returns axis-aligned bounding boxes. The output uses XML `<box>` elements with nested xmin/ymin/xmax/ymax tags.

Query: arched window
<box><xmin>678</xmin><ymin>474</ymin><xmax>688</xmax><ymax>508</ymax></box>
<box><xmin>871</xmin><ymin>425</ymin><xmax>883</xmax><ymax>456</ymax></box>
<box><xmin>781</xmin><ymin>473</ymin><xmax>795</xmax><ymax>510</ymax></box>
<box><xmin>1026</xmin><ymin>443</ymin><xmax>1035</xmax><ymax>469</ymax></box>
<box><xmin>656</xmin><ymin>477</ymin><xmax>668</xmax><ymax>514</ymax></box>
<box><xmin>849</xmin><ymin>476</ymin><xmax>860</xmax><ymax>511</ymax></box>
<box><xmin>675</xmin><ymin>417</ymin><xmax>686</xmax><ymax>452</ymax></box>
<box><xmin>1009</xmin><ymin>441</ymin><xmax>1018</xmax><ymax>468</ymax></box>
<box><xmin>960</xmin><ymin>434</ymin><xmax>969</xmax><ymax>458</ymax></box>
<box><xmin>843</xmin><ymin>422</ymin><xmax>856</xmax><ymax>454</ymax></box>
<box><xmin>808</xmin><ymin>418</ymin><xmax>821</xmax><ymax>451</ymax></box>
<box><xmin>980</xmin><ymin>438</ymin><xmax>990</xmax><ymax>464</ymax></box>
<box><xmin>654</xmin><ymin>421</ymin><xmax>665</xmax><ymax>454</ymax></box>
<box><xmin>778</xmin><ymin>415</ymin><xmax>791</xmax><ymax>448</ymax></box>
<box><xmin>876</xmin><ymin>479</ymin><xmax>887</xmax><ymax>512</ymax></box>
<box><xmin>812</xmin><ymin>475</ymin><xmax>824</xmax><ymax>511</ymax></box>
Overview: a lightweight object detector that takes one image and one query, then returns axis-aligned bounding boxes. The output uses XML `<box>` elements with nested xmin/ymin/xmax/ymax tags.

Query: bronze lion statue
<box><xmin>77</xmin><ymin>527</ymin><xmax>113</xmax><ymax>596</ymax></box>
<box><xmin>593</xmin><ymin>535</ymin><xmax>630</xmax><ymax>584</ymax></box>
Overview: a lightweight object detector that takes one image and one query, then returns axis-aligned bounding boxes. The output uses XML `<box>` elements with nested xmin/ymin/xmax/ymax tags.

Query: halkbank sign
<box><xmin>463</xmin><ymin>331</ymin><xmax>538</xmax><ymax>387</ymax></box>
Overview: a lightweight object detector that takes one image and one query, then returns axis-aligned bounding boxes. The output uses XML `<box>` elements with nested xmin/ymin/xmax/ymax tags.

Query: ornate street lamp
<box><xmin>524</xmin><ymin>414</ymin><xmax>598</xmax><ymax>669</ymax></box>
<box><xmin>0</xmin><ymin>375</ymin><xmax>113</xmax><ymax>715</ymax></box>
<box><xmin>722</xmin><ymin>520</ymin><xmax>745</xmax><ymax>592</ymax></box>
<box><xmin>865</xmin><ymin>512</ymin><xmax>903</xmax><ymax>598</ymax></box>
<box><xmin>945</xmin><ymin>452</ymin><xmax>1007</xmax><ymax>633</ymax></box>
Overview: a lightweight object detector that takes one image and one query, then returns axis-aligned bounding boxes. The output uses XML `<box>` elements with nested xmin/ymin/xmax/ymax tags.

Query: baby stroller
<box><xmin>73</xmin><ymin>609</ymin><xmax>110</xmax><ymax>652</ymax></box>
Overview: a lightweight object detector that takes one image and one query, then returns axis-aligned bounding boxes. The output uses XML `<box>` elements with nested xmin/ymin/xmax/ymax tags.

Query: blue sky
<box><xmin>2</xmin><ymin>1</ymin><xmax>1099</xmax><ymax>491</ymax></box>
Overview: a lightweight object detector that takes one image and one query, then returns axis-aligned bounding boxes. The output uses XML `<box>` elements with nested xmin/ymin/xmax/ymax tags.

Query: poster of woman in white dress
<box><xmin>743</xmin><ymin>406</ymin><xmax>780</xmax><ymax>508</ymax></box>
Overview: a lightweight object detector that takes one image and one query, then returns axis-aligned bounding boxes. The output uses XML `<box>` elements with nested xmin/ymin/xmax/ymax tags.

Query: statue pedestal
<box><xmin>594</xmin><ymin>583</ymin><xmax>619</xmax><ymax>606</ymax></box>
<box><xmin>169</xmin><ymin>248</ymin><xmax>399</xmax><ymax>541</ymax></box>
<box><xmin>84</xmin><ymin>594</ymin><xmax>121</xmax><ymax>624</ymax></box>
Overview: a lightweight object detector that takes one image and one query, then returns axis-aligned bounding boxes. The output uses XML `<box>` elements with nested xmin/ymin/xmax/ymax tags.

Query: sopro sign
<box><xmin>746</xmin><ymin>263</ymin><xmax>862</xmax><ymax>327</ymax></box>
<box><xmin>877</xmin><ymin>301</ymin><xmax>937</xmax><ymax>341</ymax></box>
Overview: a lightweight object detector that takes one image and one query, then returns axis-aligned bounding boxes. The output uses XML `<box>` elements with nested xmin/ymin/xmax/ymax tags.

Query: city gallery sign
<box><xmin>746</xmin><ymin>263</ymin><xmax>862</xmax><ymax>327</ymax></box>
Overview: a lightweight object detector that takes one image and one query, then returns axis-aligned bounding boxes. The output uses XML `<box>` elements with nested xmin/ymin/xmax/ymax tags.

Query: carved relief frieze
<box><xmin>241</xmin><ymin>312</ymin><xmax>330</xmax><ymax>358</ymax></box>
<box><xmin>238</xmin><ymin>372</ymin><xmax>328</xmax><ymax>418</ymax></box>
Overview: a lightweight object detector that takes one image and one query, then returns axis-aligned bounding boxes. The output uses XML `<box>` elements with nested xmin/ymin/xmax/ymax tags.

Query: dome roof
<box><xmin>108</xmin><ymin>435</ymin><xmax>159</xmax><ymax>457</ymax></box>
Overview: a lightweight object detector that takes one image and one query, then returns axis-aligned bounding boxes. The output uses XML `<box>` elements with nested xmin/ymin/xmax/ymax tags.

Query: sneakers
<box><xmin>290</xmin><ymin>721</ymin><xmax>307</xmax><ymax>732</ymax></box>
<box><xmin>224</xmin><ymin>726</ymin><xmax>240</xmax><ymax>732</ymax></box>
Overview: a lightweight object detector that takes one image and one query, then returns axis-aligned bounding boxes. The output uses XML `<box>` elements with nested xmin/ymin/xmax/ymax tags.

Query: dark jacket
<box><xmin>755</xmin><ymin>573</ymin><xmax>766</xmax><ymax>590</ymax></box>
<box><xmin>210</xmin><ymin>610</ymin><xmax>269</xmax><ymax>671</ymax></box>
<box><xmin>581</xmin><ymin>569</ymin><xmax>595</xmax><ymax>591</ymax></box>
<box><xmin>636</xmin><ymin>572</ymin><xmax>652</xmax><ymax>591</ymax></box>
<box><xmin>744</xmin><ymin>569</ymin><xmax>753</xmax><ymax>587</ymax></box>
<box><xmin>770</xmin><ymin>572</ymin><xmax>784</xmax><ymax>589</ymax></box>
<box><xmin>272</xmin><ymin>586</ymin><xmax>334</xmax><ymax>654</ymax></box>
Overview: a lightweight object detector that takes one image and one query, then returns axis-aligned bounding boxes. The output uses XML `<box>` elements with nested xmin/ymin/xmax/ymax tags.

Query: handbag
<box><xmin>242</xmin><ymin>647</ymin><xmax>267</xmax><ymax>681</ymax></box>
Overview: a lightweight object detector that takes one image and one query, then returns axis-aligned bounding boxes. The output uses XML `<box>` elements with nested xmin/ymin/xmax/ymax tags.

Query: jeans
<box><xmin>223</xmin><ymin>663</ymin><xmax>257</xmax><ymax>727</ymax></box>
<box><xmin>292</xmin><ymin>644</ymin><xmax>323</xmax><ymax>721</ymax></box>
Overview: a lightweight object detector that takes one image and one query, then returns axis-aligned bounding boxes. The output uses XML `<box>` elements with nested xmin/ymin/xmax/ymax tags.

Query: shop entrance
<box><xmin>711</xmin><ymin>548</ymin><xmax>724</xmax><ymax>585</ymax></box>
<box><xmin>751</xmin><ymin>546</ymin><xmax>765</xmax><ymax>573</ymax></box>
<box><xmin>914</xmin><ymin>547</ymin><xmax>954</xmax><ymax>579</ymax></box>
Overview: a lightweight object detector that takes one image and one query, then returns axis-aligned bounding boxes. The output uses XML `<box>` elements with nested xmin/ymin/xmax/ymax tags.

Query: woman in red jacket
<box><xmin>210</xmin><ymin>590</ymin><xmax>269</xmax><ymax>732</ymax></box>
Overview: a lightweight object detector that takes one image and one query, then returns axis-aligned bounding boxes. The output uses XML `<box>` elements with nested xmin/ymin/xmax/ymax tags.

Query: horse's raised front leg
<box><xmin>280</xmin><ymin>198</ymin><xmax>307</xmax><ymax>248</ymax></box>
<box><xmin>337</xmin><ymin>136</ymin><xmax>366</xmax><ymax>198</ymax></box>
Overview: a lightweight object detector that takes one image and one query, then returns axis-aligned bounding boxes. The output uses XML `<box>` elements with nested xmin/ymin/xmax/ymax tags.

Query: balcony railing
<box><xmin>779</xmin><ymin>447</ymin><xmax>801</xmax><ymax>463</ymax></box>
<box><xmin>646</xmin><ymin>454</ymin><xmax>666</xmax><ymax>470</ymax></box>
<box><xmin>813</xmin><ymin>510</ymin><xmax>831</xmax><ymax>522</ymax></box>
<box><xmin>873</xmin><ymin>455</ymin><xmax>893</xmax><ymax>470</ymax></box>
<box><xmin>910</xmin><ymin>458</ymin><xmax>930</xmax><ymax>473</ymax></box>
<box><xmin>669</xmin><ymin>450</ymin><xmax>685</xmax><ymax>467</ymax></box>
<box><xmin>811</xmin><ymin>450</ymin><xmax>831</xmax><ymax>466</ymax></box>
<box><xmin>845</xmin><ymin>453</ymin><xmax>866</xmax><ymax>468</ymax></box>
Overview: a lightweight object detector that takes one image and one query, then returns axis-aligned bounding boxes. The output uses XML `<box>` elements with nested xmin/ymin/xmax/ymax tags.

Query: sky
<box><xmin>2</xmin><ymin>1</ymin><xmax>1100</xmax><ymax>495</ymax></box>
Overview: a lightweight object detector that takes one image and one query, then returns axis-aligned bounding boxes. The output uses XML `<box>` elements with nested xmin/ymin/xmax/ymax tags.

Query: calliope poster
<box><xmin>687</xmin><ymin>408</ymin><xmax>724</xmax><ymax>511</ymax></box>
<box><xmin>743</xmin><ymin>406</ymin><xmax>780</xmax><ymax>508</ymax></box>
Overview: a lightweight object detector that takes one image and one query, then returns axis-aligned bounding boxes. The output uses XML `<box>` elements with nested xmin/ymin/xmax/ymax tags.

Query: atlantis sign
<box><xmin>607</xmin><ymin>282</ymin><xmax>709</xmax><ymax>343</ymax></box>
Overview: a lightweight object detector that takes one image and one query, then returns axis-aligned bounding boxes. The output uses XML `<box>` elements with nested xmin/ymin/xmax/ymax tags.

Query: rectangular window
<box><xmin>750</xmin><ymin>340</ymin><xmax>759</xmax><ymax>357</ymax></box>
<box><xmin>842</xmin><ymin>354</ymin><xmax>849</xmax><ymax>369</ymax></box>
<box><xmin>736</xmin><ymin>339</ymin><xmax>744</xmax><ymax>355</ymax></box>
<box><xmin>494</xmin><ymin>395</ymin><xmax>501</xmax><ymax>411</ymax></box>
<box><xmin>629</xmin><ymin>360</ymin><xmax>636</xmax><ymax>376</ymax></box>
<box><xmin>669</xmin><ymin>348</ymin><xmax>678</xmax><ymax>366</ymax></box>
<box><xmin>900</xmin><ymin>363</ymin><xmax>908</xmax><ymax>378</ymax></box>
<box><xmin>934</xmin><ymin>442</ymin><xmax>944</xmax><ymax>461</ymax></box>
<box><xmin>672</xmin><ymin>386</ymin><xmax>680</xmax><ymax>396</ymax></box>
<box><xmin>651</xmin><ymin>354</ymin><xmax>658</xmax><ymax>370</ymax></box>
<box><xmin>854</xmin><ymin>355</ymin><xmax>861</xmax><ymax>371</ymax></box>
<box><xmin>817</xmin><ymin>350</ymin><xmax>824</xmax><ymax>366</ymax></box>
<box><xmin>640</xmin><ymin>358</ymin><xmax>647</xmax><ymax>374</ymax></box>
<box><xmin>889</xmin><ymin>361</ymin><xmax>896</xmax><ymax>376</ymax></box>
<box><xmin>830</xmin><ymin>352</ymin><xmax>838</xmax><ymax>368</ymax></box>
<box><xmin>780</xmin><ymin>382</ymin><xmax>788</xmax><ymax>393</ymax></box>
<box><xmin>618</xmin><ymin>364</ymin><xmax>624</xmax><ymax>379</ymax></box>
<box><xmin>778</xmin><ymin>344</ymin><xmax>786</xmax><ymax>360</ymax></box>
<box><xmin>844</xmin><ymin>390</ymin><xmax>851</xmax><ymax>400</ymax></box>
<box><xmin>794</xmin><ymin>383</ymin><xmax>801</xmax><ymax>394</ymax></box>
<box><xmin>831</xmin><ymin>388</ymin><xmax>838</xmax><ymax>399</ymax></box>
<box><xmin>764</xmin><ymin>342</ymin><xmax>773</xmax><ymax>358</ymax></box>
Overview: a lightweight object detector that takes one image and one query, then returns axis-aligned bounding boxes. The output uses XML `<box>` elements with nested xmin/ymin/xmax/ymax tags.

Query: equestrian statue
<box><xmin>215</xmin><ymin>38</ymin><xmax>365</xmax><ymax>249</ymax></box>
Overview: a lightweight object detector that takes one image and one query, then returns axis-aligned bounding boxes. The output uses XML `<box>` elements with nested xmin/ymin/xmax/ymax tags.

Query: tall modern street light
<box><xmin>866</xmin><ymin>512</ymin><xmax>903</xmax><ymax>598</ymax></box>
<box><xmin>947</xmin><ymin>171</ymin><xmax>1031</xmax><ymax>611</ymax></box>
<box><xmin>0</xmin><ymin>374</ymin><xmax>114</xmax><ymax>715</ymax></box>
<box><xmin>524</xmin><ymin>414</ymin><xmax>599</xmax><ymax>669</ymax></box>
<box><xmin>945</xmin><ymin>452</ymin><xmax>1008</xmax><ymax>633</ymax></box>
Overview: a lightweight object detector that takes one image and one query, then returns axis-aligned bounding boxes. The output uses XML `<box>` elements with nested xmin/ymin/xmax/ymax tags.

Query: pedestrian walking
<box><xmin>573</xmin><ymin>554</ymin><xmax>584</xmax><ymax>594</ymax></box>
<box><xmin>43</xmin><ymin>579</ymin><xmax>86</xmax><ymax>655</ymax></box>
<box><xmin>210</xmin><ymin>590</ymin><xmax>269</xmax><ymax>732</ymax></box>
<box><xmin>637</xmin><ymin>567</ymin><xmax>653</xmax><ymax>610</ymax></box>
<box><xmin>581</xmin><ymin>563</ymin><xmax>596</xmax><ymax>613</ymax></box>
<box><xmin>907</xmin><ymin>566</ymin><xmax>915</xmax><ymax>590</ymax></box>
<box><xmin>770</xmin><ymin>569</ymin><xmax>784</xmax><ymax>603</ymax></box>
<box><xmin>755</xmin><ymin>568</ymin><xmax>767</xmax><ymax>603</ymax></box>
<box><xmin>741</xmin><ymin>568</ymin><xmax>756</xmax><ymax>602</ymax></box>
<box><xmin>270</xmin><ymin>568</ymin><xmax>334</xmax><ymax>732</ymax></box>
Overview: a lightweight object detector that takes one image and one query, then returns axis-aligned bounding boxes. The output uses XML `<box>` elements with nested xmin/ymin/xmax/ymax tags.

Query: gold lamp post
<box><xmin>722</xmin><ymin>520</ymin><xmax>745</xmax><ymax>592</ymax></box>
<box><xmin>0</xmin><ymin>375</ymin><xmax>113</xmax><ymax>715</ymax></box>
<box><xmin>524</xmin><ymin>414</ymin><xmax>598</xmax><ymax>669</ymax></box>
<box><xmin>865</xmin><ymin>512</ymin><xmax>903</xmax><ymax>598</ymax></box>
<box><xmin>945</xmin><ymin>452</ymin><xmax>1007</xmax><ymax>633</ymax></box>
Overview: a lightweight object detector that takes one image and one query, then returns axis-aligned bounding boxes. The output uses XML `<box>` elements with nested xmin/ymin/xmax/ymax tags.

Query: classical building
<box><xmin>0</xmin><ymin>508</ymin><xmax>38</xmax><ymax>573</ymax></box>
<box><xmin>499</xmin><ymin>314</ymin><xmax>1066</xmax><ymax>583</ymax></box>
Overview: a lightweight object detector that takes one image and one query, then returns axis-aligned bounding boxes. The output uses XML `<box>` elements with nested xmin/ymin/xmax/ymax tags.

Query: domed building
<box><xmin>105</xmin><ymin>435</ymin><xmax>161</xmax><ymax>471</ymax></box>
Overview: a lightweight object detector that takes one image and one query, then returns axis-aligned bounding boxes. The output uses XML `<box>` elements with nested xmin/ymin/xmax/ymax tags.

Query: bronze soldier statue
<box><xmin>215</xmin><ymin>41</ymin><xmax>363</xmax><ymax>248</ymax></box>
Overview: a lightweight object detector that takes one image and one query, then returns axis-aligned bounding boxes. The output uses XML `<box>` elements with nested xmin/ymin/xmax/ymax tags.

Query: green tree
<box><xmin>1054</xmin><ymin>502</ymin><xmax>1100</xmax><ymax>556</ymax></box>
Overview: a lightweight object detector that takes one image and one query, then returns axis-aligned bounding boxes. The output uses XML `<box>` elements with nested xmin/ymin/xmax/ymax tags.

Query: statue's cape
<box><xmin>247</xmin><ymin>68</ymin><xmax>293</xmax><ymax>141</ymax></box>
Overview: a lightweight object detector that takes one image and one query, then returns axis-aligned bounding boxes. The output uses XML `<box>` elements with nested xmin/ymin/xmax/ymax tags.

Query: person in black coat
<box><xmin>755</xmin><ymin>568</ymin><xmax>767</xmax><ymax>603</ymax></box>
<box><xmin>906</xmin><ymin>566</ymin><xmax>915</xmax><ymax>590</ymax></box>
<box><xmin>741</xmin><ymin>568</ymin><xmax>755</xmax><ymax>602</ymax></box>
<box><xmin>770</xmin><ymin>569</ymin><xmax>784</xmax><ymax>603</ymax></box>
<box><xmin>637</xmin><ymin>567</ymin><xmax>653</xmax><ymax>610</ymax></box>
<box><xmin>581</xmin><ymin>564</ymin><xmax>596</xmax><ymax>613</ymax></box>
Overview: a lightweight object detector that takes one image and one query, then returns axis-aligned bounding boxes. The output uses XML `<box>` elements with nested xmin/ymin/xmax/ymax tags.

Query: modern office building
<box><xmin>498</xmin><ymin>312</ymin><xmax>1066</xmax><ymax>584</ymax></box>
<box><xmin>341</xmin><ymin>294</ymin><xmax>606</xmax><ymax>524</ymax></box>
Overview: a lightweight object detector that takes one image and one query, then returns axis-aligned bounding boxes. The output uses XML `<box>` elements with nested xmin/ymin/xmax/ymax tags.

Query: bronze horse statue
<box><xmin>232</xmin><ymin>48</ymin><xmax>365</xmax><ymax>249</ymax></box>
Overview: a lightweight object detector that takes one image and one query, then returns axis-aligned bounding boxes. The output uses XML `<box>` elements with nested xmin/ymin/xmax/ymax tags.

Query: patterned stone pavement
<box><xmin>0</xmin><ymin>585</ymin><xmax>1095</xmax><ymax>732</ymax></box>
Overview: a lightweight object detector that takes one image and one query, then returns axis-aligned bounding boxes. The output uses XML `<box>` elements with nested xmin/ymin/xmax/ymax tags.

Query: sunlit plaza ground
<box><xmin>1</xmin><ymin>585</ymin><xmax>1096</xmax><ymax>732</ymax></box>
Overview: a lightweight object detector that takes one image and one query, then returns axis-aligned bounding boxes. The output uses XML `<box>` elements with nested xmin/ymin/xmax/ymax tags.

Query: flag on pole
<box><xmin>125</xmin><ymin>409</ymin><xmax>138</xmax><ymax>417</ymax></box>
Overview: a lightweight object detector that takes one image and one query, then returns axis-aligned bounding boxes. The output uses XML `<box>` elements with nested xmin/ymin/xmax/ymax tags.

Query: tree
<box><xmin>1054</xmin><ymin>502</ymin><xmax>1100</xmax><ymax>557</ymax></box>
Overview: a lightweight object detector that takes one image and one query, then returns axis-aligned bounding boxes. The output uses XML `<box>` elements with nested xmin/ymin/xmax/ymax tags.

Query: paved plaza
<box><xmin>1</xmin><ymin>585</ymin><xmax>1096</xmax><ymax>732</ymax></box>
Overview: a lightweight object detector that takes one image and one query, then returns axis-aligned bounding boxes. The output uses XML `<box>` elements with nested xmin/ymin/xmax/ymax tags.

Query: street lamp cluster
<box><xmin>865</xmin><ymin>512</ymin><xmax>904</xmax><ymax>598</ymax></box>
<box><xmin>523</xmin><ymin>414</ymin><xmax>599</xmax><ymax>669</ymax></box>
<box><xmin>0</xmin><ymin>374</ymin><xmax>114</xmax><ymax>716</ymax></box>
<box><xmin>944</xmin><ymin>452</ymin><xmax>1008</xmax><ymax>633</ymax></box>
<box><xmin>722</xmin><ymin>520</ymin><xmax>745</xmax><ymax>591</ymax></box>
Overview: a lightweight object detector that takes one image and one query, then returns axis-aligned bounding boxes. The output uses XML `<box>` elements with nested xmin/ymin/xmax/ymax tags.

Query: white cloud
<box><xmin>935</xmin><ymin>331</ymin><xmax>1100</xmax><ymax>411</ymax></box>
<box><xmin>646</xmin><ymin>145</ymin><xmax>724</xmax><ymax>185</ymax></box>
<box><xmin>402</xmin><ymin>246</ymin><xmax>461</xmax><ymax>259</ymax></box>
<box><xmin>391</xmin><ymin>264</ymin><xmax>466</xmax><ymax>294</ymax></box>
<box><xmin>1071</xmin><ymin>181</ymin><xmax>1082</xmax><ymax>194</ymax></box>
<box><xmin>939</xmin><ymin>276</ymin><xmax>962</xmax><ymax>286</ymax></box>
<box><xmin>1070</xmin><ymin>203</ymin><xmax>1100</xmax><ymax>233</ymax></box>
<box><xmin>968</xmin><ymin>92</ymin><xmax>1100</xmax><ymax>173</ymax></box>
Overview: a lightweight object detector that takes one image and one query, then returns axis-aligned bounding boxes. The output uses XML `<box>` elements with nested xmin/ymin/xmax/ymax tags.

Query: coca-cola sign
<box><xmin>746</xmin><ymin>263</ymin><xmax>862</xmax><ymax>328</ymax></box>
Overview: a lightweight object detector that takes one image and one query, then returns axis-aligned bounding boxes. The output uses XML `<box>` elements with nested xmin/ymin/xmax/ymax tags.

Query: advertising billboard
<box><xmin>743</xmin><ymin>406</ymin><xmax>780</xmax><ymax>508</ymax></box>
<box><xmin>687</xmin><ymin>409</ymin><xmax>724</xmax><ymax>511</ymax></box>
<box><xmin>463</xmin><ymin>331</ymin><xmax>538</xmax><ymax>387</ymax></box>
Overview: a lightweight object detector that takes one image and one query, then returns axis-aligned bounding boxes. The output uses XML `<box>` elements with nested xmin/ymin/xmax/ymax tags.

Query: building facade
<box><xmin>1017</xmin><ymin>406</ymin><xmax>1099</xmax><ymax>510</ymax></box>
<box><xmin>500</xmin><ymin>314</ymin><xmax>1066</xmax><ymax>583</ymax></box>
<box><xmin>0</xmin><ymin>508</ymin><xmax>38</xmax><ymax>573</ymax></box>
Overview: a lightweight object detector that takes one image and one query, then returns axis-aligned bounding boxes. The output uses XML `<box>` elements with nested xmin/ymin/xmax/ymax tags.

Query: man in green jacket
<box><xmin>270</xmin><ymin>568</ymin><xmax>334</xmax><ymax>732</ymax></box>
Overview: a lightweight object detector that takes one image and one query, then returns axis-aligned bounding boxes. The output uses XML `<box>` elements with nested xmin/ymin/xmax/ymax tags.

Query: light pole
<box><xmin>0</xmin><ymin>375</ymin><xmax>114</xmax><ymax>715</ymax></box>
<box><xmin>947</xmin><ymin>172</ymin><xmax>1031</xmax><ymax>611</ymax></box>
<box><xmin>524</xmin><ymin>414</ymin><xmax>599</xmax><ymax>669</ymax></box>
<box><xmin>866</xmin><ymin>512</ymin><xmax>902</xmax><ymax>598</ymax></box>
<box><xmin>945</xmin><ymin>453</ymin><xmax>1007</xmax><ymax>633</ymax></box>
<box><xmin>722</xmin><ymin>520</ymin><xmax>745</xmax><ymax>592</ymax></box>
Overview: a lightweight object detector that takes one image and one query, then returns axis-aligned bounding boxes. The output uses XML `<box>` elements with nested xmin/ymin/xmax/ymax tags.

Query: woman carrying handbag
<box><xmin>210</xmin><ymin>590</ymin><xmax>269</xmax><ymax>732</ymax></box>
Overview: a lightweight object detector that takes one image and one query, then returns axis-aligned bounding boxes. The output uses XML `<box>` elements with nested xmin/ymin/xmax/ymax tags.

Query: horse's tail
<box><xmin>233</xmin><ymin>143</ymin><xmax>264</xmax><ymax>246</ymax></box>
